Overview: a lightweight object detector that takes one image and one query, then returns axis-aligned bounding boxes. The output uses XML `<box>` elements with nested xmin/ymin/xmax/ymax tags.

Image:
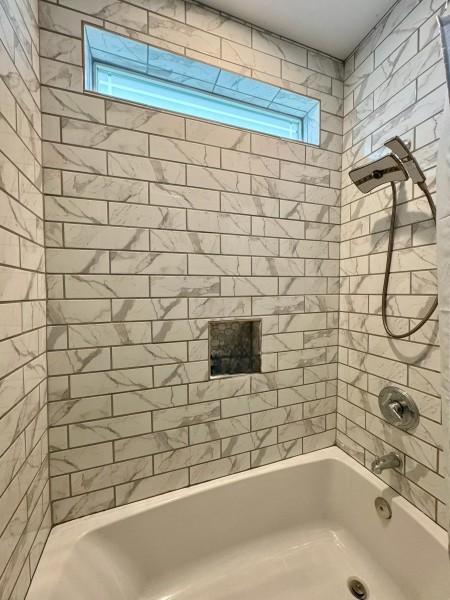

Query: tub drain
<box><xmin>348</xmin><ymin>578</ymin><xmax>368</xmax><ymax>599</ymax></box>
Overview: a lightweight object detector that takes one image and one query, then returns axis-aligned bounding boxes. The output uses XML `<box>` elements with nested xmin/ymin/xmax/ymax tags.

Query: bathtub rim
<box><xmin>27</xmin><ymin>446</ymin><xmax>449</xmax><ymax>600</ymax></box>
<box><xmin>43</xmin><ymin>446</ymin><xmax>447</xmax><ymax>548</ymax></box>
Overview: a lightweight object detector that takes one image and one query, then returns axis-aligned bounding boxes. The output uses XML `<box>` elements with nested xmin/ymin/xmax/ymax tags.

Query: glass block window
<box><xmin>83</xmin><ymin>25</ymin><xmax>320</xmax><ymax>144</ymax></box>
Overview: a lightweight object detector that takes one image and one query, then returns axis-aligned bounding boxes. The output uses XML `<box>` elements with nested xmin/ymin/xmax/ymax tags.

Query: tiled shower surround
<box><xmin>338</xmin><ymin>0</ymin><xmax>448</xmax><ymax>527</ymax></box>
<box><xmin>41</xmin><ymin>0</ymin><xmax>342</xmax><ymax>524</ymax></box>
<box><xmin>38</xmin><ymin>0</ymin><xmax>447</xmax><ymax>527</ymax></box>
<box><xmin>0</xmin><ymin>0</ymin><xmax>448</xmax><ymax>594</ymax></box>
<box><xmin>0</xmin><ymin>0</ymin><xmax>51</xmax><ymax>598</ymax></box>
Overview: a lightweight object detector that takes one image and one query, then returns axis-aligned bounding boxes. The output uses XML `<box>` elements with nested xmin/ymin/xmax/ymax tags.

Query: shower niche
<box><xmin>209</xmin><ymin>319</ymin><xmax>261</xmax><ymax>378</ymax></box>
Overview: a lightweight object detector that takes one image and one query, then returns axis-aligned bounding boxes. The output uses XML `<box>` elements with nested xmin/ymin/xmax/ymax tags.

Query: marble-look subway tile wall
<box><xmin>0</xmin><ymin>1</ymin><xmax>50</xmax><ymax>598</ymax></box>
<box><xmin>39</xmin><ymin>0</ymin><xmax>343</xmax><ymax>523</ymax></box>
<box><xmin>339</xmin><ymin>0</ymin><xmax>448</xmax><ymax>526</ymax></box>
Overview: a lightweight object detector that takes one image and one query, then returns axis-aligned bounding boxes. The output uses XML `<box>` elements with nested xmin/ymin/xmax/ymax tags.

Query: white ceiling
<box><xmin>198</xmin><ymin>0</ymin><xmax>399</xmax><ymax>59</ymax></box>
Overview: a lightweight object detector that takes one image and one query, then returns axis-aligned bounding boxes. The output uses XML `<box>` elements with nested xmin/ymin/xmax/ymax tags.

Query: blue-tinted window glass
<box><xmin>84</xmin><ymin>25</ymin><xmax>320</xmax><ymax>144</ymax></box>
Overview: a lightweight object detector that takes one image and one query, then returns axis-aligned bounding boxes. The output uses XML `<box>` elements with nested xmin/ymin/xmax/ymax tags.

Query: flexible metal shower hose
<box><xmin>382</xmin><ymin>181</ymin><xmax>438</xmax><ymax>339</ymax></box>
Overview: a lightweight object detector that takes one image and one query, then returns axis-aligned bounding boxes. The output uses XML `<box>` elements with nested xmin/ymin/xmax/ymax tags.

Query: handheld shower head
<box><xmin>349</xmin><ymin>154</ymin><xmax>408</xmax><ymax>194</ymax></box>
<box><xmin>347</xmin><ymin>134</ymin><xmax>437</xmax><ymax>340</ymax></box>
<box><xmin>384</xmin><ymin>136</ymin><xmax>426</xmax><ymax>184</ymax></box>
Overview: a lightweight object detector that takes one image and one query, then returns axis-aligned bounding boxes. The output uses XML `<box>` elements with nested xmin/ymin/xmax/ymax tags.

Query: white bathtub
<box><xmin>27</xmin><ymin>448</ymin><xmax>449</xmax><ymax>600</ymax></box>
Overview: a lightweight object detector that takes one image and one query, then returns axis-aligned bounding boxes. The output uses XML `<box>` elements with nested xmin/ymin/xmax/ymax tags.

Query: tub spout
<box><xmin>371</xmin><ymin>452</ymin><xmax>402</xmax><ymax>474</ymax></box>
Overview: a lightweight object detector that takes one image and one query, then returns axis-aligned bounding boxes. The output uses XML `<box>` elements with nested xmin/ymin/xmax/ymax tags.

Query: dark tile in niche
<box><xmin>209</xmin><ymin>319</ymin><xmax>261</xmax><ymax>377</ymax></box>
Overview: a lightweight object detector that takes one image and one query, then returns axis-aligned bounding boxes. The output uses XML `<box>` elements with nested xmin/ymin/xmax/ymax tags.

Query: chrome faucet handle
<box><xmin>378</xmin><ymin>386</ymin><xmax>419</xmax><ymax>430</ymax></box>
<box><xmin>387</xmin><ymin>400</ymin><xmax>404</xmax><ymax>423</ymax></box>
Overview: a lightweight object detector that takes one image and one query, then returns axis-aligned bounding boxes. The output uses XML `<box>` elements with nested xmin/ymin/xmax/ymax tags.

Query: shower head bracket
<box><xmin>384</xmin><ymin>136</ymin><xmax>426</xmax><ymax>184</ymax></box>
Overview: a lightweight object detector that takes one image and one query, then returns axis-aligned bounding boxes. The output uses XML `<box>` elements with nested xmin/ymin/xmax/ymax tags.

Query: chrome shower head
<box><xmin>384</xmin><ymin>136</ymin><xmax>425</xmax><ymax>184</ymax></box>
<box><xmin>349</xmin><ymin>154</ymin><xmax>408</xmax><ymax>194</ymax></box>
<box><xmin>348</xmin><ymin>134</ymin><xmax>437</xmax><ymax>341</ymax></box>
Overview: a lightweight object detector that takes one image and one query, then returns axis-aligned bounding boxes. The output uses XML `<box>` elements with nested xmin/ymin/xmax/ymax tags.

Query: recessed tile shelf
<box><xmin>209</xmin><ymin>319</ymin><xmax>262</xmax><ymax>378</ymax></box>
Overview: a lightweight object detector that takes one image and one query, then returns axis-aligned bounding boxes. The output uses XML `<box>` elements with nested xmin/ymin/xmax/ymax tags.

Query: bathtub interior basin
<box><xmin>26</xmin><ymin>448</ymin><xmax>449</xmax><ymax>600</ymax></box>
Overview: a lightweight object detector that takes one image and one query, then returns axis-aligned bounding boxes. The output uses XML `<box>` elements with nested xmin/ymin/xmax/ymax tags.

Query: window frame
<box><xmin>82</xmin><ymin>23</ymin><xmax>321</xmax><ymax>146</ymax></box>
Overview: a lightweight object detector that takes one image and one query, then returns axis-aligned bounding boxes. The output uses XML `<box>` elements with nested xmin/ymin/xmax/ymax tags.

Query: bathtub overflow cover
<box><xmin>348</xmin><ymin>578</ymin><xmax>368</xmax><ymax>599</ymax></box>
<box><xmin>374</xmin><ymin>496</ymin><xmax>392</xmax><ymax>520</ymax></box>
